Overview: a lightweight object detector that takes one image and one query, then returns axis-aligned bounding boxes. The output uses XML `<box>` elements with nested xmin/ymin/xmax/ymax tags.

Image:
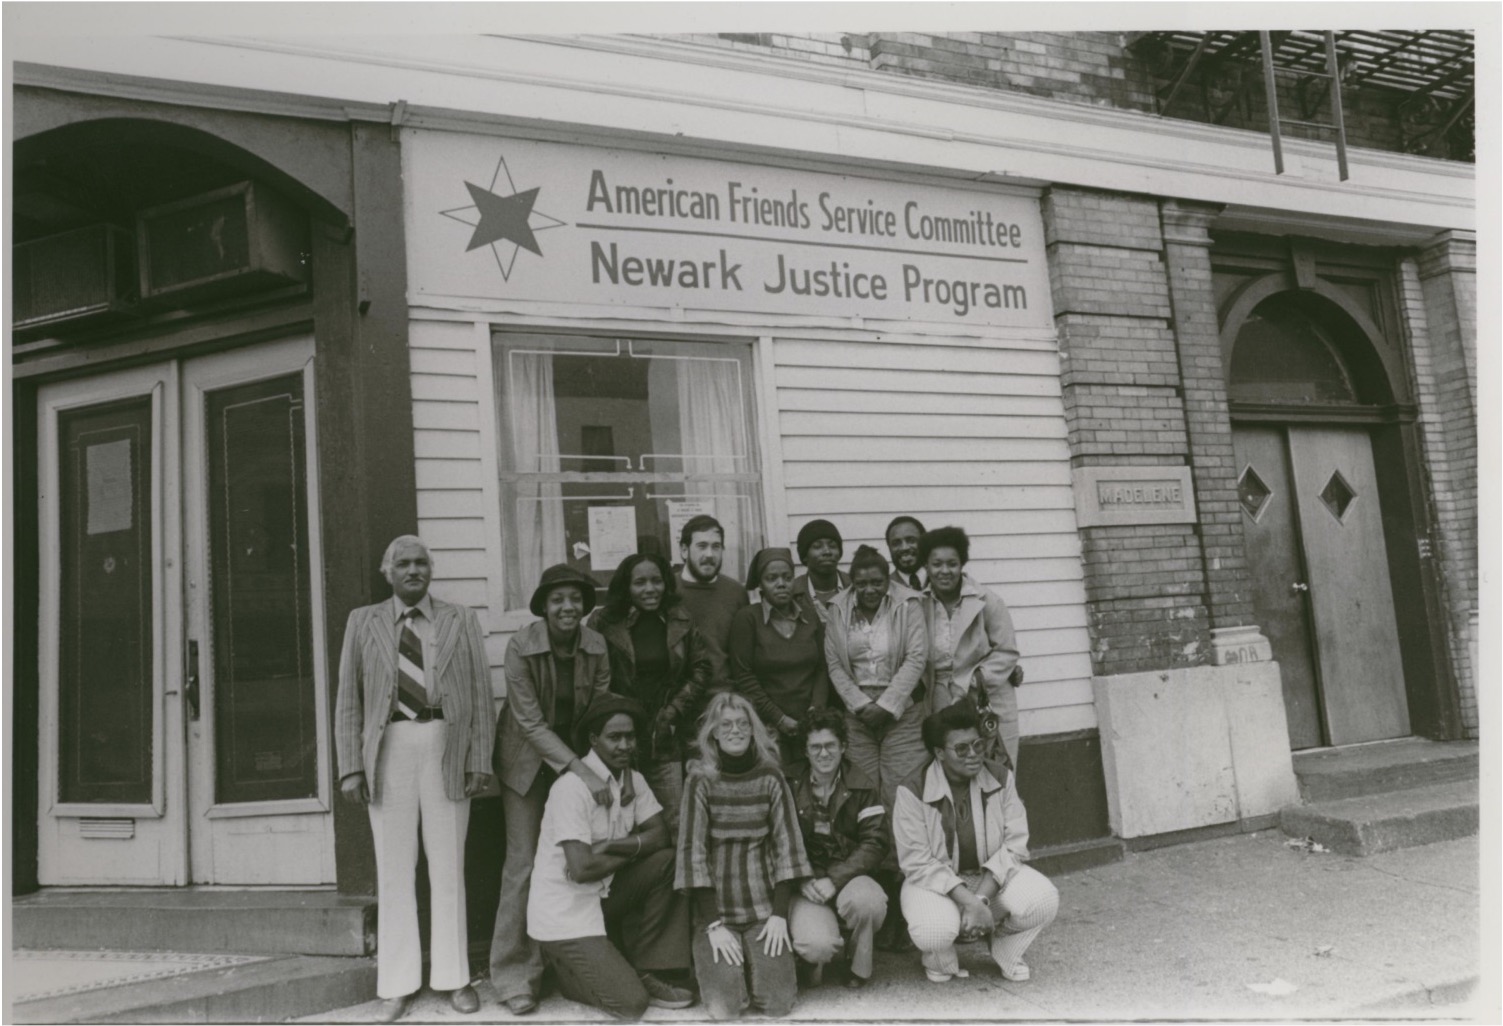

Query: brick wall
<box><xmin>1041</xmin><ymin>187</ymin><xmax>1253</xmax><ymax>676</ymax></box>
<box><xmin>660</xmin><ymin>31</ymin><xmax>1468</xmax><ymax>160</ymax></box>
<box><xmin>1401</xmin><ymin>234</ymin><xmax>1479</xmax><ymax>737</ymax></box>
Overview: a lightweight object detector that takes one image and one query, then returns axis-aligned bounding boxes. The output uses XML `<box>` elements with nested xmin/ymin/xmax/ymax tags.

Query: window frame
<box><xmin>486</xmin><ymin>324</ymin><xmax>772</xmax><ymax>625</ymax></box>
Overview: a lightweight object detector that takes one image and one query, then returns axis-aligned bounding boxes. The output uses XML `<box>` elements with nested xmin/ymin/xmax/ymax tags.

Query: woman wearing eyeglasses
<box><xmin>891</xmin><ymin>703</ymin><xmax>1057</xmax><ymax>985</ymax></box>
<box><xmin>675</xmin><ymin>692</ymin><xmax>813</xmax><ymax>1020</ymax></box>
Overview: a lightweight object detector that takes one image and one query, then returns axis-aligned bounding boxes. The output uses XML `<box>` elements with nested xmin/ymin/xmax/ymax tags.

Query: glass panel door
<box><xmin>57</xmin><ymin>399</ymin><xmax>155</xmax><ymax>804</ymax></box>
<box><xmin>38</xmin><ymin>363</ymin><xmax>185</xmax><ymax>885</ymax></box>
<box><xmin>205</xmin><ymin>375</ymin><xmax>319</xmax><ymax>804</ymax></box>
<box><xmin>184</xmin><ymin>338</ymin><xmax>334</xmax><ymax>884</ymax></box>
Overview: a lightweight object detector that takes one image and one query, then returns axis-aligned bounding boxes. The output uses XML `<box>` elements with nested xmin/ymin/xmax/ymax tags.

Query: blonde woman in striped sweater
<box><xmin>675</xmin><ymin>692</ymin><xmax>813</xmax><ymax>1020</ymax></box>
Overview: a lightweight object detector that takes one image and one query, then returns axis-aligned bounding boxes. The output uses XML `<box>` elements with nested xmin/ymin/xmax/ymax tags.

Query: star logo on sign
<box><xmin>440</xmin><ymin>155</ymin><xmax>566</xmax><ymax>281</ymax></box>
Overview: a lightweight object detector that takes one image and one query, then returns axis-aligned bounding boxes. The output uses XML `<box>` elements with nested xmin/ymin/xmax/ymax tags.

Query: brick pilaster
<box><xmin>1045</xmin><ymin>186</ymin><xmax>1211</xmax><ymax>675</ymax></box>
<box><xmin>1400</xmin><ymin>233</ymin><xmax>1478</xmax><ymax>737</ymax></box>
<box><xmin>1159</xmin><ymin>199</ymin><xmax>1255</xmax><ymax>631</ymax></box>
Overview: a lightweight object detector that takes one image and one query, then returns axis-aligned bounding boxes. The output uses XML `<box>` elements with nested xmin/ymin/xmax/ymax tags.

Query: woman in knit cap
<box><xmin>792</xmin><ymin>519</ymin><xmax>850</xmax><ymax>622</ymax></box>
<box><xmin>727</xmin><ymin>547</ymin><xmax>830</xmax><ymax>765</ymax></box>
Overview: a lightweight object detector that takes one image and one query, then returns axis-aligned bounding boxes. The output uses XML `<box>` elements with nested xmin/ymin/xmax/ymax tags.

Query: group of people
<box><xmin>335</xmin><ymin>514</ymin><xmax>1057</xmax><ymax>1022</ymax></box>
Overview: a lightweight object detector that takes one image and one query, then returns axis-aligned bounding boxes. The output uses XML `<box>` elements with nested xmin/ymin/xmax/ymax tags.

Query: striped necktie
<box><xmin>394</xmin><ymin>607</ymin><xmax>430</xmax><ymax>719</ymax></box>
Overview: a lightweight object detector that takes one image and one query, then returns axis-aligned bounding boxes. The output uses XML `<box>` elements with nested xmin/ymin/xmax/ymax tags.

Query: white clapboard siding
<box><xmin>408</xmin><ymin>317</ymin><xmax>1095</xmax><ymax>735</ymax></box>
<box><xmin>410</xmin><ymin>320</ymin><xmax>509</xmax><ymax>697</ymax></box>
<box><xmin>774</xmin><ymin>334</ymin><xmax>1093</xmax><ymax>735</ymax></box>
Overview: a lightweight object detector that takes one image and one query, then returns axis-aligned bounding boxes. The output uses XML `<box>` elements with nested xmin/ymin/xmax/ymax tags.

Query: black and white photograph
<box><xmin>4</xmin><ymin>3</ymin><xmax>1496</xmax><ymax>1023</ymax></box>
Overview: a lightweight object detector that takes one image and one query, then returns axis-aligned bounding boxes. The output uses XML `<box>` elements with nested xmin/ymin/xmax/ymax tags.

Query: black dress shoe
<box><xmin>372</xmin><ymin>993</ymin><xmax>415</xmax><ymax>1023</ymax></box>
<box><xmin>450</xmin><ymin>985</ymin><xmax>480</xmax><ymax>1013</ymax></box>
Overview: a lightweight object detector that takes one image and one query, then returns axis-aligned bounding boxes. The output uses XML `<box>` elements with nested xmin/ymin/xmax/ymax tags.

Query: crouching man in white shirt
<box><xmin>526</xmin><ymin>695</ymin><xmax>697</xmax><ymax>1018</ymax></box>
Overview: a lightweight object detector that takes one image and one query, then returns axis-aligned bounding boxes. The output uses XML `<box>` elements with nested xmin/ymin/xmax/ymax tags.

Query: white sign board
<box><xmin>586</xmin><ymin>506</ymin><xmax>638</xmax><ymax>572</ymax></box>
<box><xmin>406</xmin><ymin>131</ymin><xmax>1053</xmax><ymax>329</ymax></box>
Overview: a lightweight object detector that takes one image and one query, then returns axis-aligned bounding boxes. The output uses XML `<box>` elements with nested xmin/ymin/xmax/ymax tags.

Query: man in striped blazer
<box><xmin>336</xmin><ymin>535</ymin><xmax>495</xmax><ymax>1022</ymax></box>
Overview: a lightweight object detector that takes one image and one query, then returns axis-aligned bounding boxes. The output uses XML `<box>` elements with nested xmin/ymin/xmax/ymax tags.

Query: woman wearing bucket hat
<box><xmin>491</xmin><ymin>563</ymin><xmax>615</xmax><ymax>1016</ymax></box>
<box><xmin>727</xmin><ymin>547</ymin><xmax>830</xmax><ymax>766</ymax></box>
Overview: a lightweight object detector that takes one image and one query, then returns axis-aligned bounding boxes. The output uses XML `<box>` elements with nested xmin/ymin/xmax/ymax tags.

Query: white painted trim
<box><xmin>407</xmin><ymin>302</ymin><xmax>1060</xmax><ymax>349</ymax></box>
<box><xmin>202</xmin><ymin>797</ymin><xmax>330</xmax><ymax>820</ymax></box>
<box><xmin>754</xmin><ymin>335</ymin><xmax>791</xmax><ymax>552</ymax></box>
<box><xmin>470</xmin><ymin>318</ymin><xmax>511</xmax><ymax>637</ymax></box>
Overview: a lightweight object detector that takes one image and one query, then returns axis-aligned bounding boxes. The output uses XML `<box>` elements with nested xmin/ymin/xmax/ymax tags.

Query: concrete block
<box><xmin>1093</xmin><ymin>662</ymin><xmax>1298</xmax><ymax>838</ymax></box>
<box><xmin>1220</xmin><ymin>661</ymin><xmax>1301</xmax><ymax>817</ymax></box>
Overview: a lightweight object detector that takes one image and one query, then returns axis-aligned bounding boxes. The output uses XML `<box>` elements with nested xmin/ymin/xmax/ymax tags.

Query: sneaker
<box><xmin>640</xmin><ymin>972</ymin><xmax>695</xmax><ymax>1009</ymax></box>
<box><xmin>924</xmin><ymin>967</ymin><xmax>970</xmax><ymax>984</ymax></box>
<box><xmin>999</xmin><ymin>961</ymin><xmax>1031</xmax><ymax>982</ymax></box>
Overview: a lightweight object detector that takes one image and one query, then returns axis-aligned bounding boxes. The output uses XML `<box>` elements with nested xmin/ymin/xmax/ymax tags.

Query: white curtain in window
<box><xmin>676</xmin><ymin>357</ymin><xmax>749</xmax><ymax>581</ymax></box>
<box><xmin>511</xmin><ymin>352</ymin><xmax>565</xmax><ymax>603</ymax></box>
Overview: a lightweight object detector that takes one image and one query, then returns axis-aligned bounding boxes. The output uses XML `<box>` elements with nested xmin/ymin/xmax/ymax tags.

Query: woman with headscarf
<box><xmin>676</xmin><ymin>692</ymin><xmax>813</xmax><ymax>1020</ymax></box>
<box><xmin>918</xmin><ymin>526</ymin><xmax>1023</xmax><ymax>770</ymax></box>
<box><xmin>586</xmin><ymin>552</ymin><xmax>712</xmax><ymax>834</ymax></box>
<box><xmin>727</xmin><ymin>547</ymin><xmax>830</xmax><ymax>765</ymax></box>
<box><xmin>491</xmin><ymin>564</ymin><xmax>614</xmax><ymax>1016</ymax></box>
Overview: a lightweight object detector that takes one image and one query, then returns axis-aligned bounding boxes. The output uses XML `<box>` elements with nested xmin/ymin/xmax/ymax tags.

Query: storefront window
<box><xmin>493</xmin><ymin>332</ymin><xmax>763</xmax><ymax>609</ymax></box>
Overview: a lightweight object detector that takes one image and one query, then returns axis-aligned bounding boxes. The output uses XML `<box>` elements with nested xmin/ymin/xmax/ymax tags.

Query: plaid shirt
<box><xmin>676</xmin><ymin>762</ymin><xmax>812</xmax><ymax>926</ymax></box>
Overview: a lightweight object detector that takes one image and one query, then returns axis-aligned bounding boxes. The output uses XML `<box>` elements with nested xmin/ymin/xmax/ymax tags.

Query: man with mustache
<box><xmin>675</xmin><ymin>514</ymin><xmax>749</xmax><ymax>691</ymax></box>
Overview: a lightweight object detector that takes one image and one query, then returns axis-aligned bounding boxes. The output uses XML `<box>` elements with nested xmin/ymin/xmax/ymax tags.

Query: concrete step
<box><xmin>1292</xmin><ymin>738</ymin><xmax>1477</xmax><ymax>802</ymax></box>
<box><xmin>10</xmin><ymin>953</ymin><xmax>376</xmax><ymax>1024</ymax></box>
<box><xmin>11</xmin><ymin>890</ymin><xmax>375</xmax><ymax>956</ymax></box>
<box><xmin>1279</xmin><ymin>778</ymin><xmax>1478</xmax><ymax>856</ymax></box>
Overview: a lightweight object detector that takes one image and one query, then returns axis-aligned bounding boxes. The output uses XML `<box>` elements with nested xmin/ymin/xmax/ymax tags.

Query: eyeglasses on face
<box><xmin>806</xmin><ymin>741</ymin><xmax>841</xmax><ymax>754</ymax></box>
<box><xmin>945</xmin><ymin>740</ymin><xmax>985</xmax><ymax>758</ymax></box>
<box><xmin>717</xmin><ymin>719</ymin><xmax>752</xmax><ymax>735</ymax></box>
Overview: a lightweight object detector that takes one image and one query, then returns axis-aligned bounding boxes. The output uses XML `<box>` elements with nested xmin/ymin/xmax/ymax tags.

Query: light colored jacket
<box><xmin>921</xmin><ymin>575</ymin><xmax>1021</xmax><ymax>766</ymax></box>
<box><xmin>824</xmin><ymin>583</ymin><xmax>929</xmax><ymax>717</ymax></box>
<box><xmin>892</xmin><ymin>758</ymin><xmax>1030</xmax><ymax>895</ymax></box>
<box><xmin>335</xmin><ymin>597</ymin><xmax>494</xmax><ymax>802</ymax></box>
<box><xmin>497</xmin><ymin>619</ymin><xmax>613</xmax><ymax>795</ymax></box>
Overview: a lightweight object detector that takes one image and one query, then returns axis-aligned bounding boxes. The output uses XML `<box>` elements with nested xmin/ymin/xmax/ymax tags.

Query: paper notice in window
<box><xmin>86</xmin><ymin>439</ymin><xmax>134</xmax><ymax>535</ymax></box>
<box><xmin>667</xmin><ymin>499</ymin><xmax>714</xmax><ymax>550</ymax></box>
<box><xmin>587</xmin><ymin>506</ymin><xmax>637</xmax><ymax>572</ymax></box>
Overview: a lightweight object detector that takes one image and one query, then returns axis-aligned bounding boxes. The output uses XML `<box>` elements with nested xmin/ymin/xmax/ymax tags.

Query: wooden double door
<box><xmin>1233</xmin><ymin>424</ymin><xmax>1410</xmax><ymax>749</ymax></box>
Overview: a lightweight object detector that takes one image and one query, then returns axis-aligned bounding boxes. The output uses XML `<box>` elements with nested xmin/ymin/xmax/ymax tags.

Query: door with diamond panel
<box><xmin>1286</xmin><ymin>426</ymin><xmax>1409</xmax><ymax>745</ymax></box>
<box><xmin>1233</xmin><ymin>425</ymin><xmax>1409</xmax><ymax>748</ymax></box>
<box><xmin>1233</xmin><ymin>426</ymin><xmax>1324</xmax><ymax>748</ymax></box>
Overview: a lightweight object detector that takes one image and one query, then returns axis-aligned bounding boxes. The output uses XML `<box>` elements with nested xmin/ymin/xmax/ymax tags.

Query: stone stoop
<box><xmin>9</xmin><ymin>954</ymin><xmax>376</xmax><ymax>1025</ymax></box>
<box><xmin>11</xmin><ymin>890</ymin><xmax>375</xmax><ymax>956</ymax></box>
<box><xmin>1279</xmin><ymin>739</ymin><xmax>1479</xmax><ymax>856</ymax></box>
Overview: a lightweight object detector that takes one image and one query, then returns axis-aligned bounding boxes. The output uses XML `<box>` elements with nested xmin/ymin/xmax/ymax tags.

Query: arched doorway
<box><xmin>17</xmin><ymin>119</ymin><xmax>337</xmax><ymax>885</ymax></box>
<box><xmin>1226</xmin><ymin>290</ymin><xmax>1411</xmax><ymax>749</ymax></box>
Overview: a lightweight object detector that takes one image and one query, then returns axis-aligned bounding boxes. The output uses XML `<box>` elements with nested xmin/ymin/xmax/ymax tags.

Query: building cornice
<box><xmin>10</xmin><ymin>33</ymin><xmax>1474</xmax><ymax>235</ymax></box>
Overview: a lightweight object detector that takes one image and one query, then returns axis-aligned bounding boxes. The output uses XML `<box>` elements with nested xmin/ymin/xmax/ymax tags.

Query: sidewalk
<box><xmin>302</xmin><ymin>829</ymin><xmax>1486</xmax><ymax>1023</ymax></box>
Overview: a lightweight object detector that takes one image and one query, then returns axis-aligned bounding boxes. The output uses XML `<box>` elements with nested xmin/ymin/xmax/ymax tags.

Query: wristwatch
<box><xmin>703</xmin><ymin>919</ymin><xmax>725</xmax><ymax>933</ymax></box>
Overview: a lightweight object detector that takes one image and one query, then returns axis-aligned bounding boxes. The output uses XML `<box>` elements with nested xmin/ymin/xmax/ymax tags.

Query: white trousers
<box><xmin>368</xmin><ymin>720</ymin><xmax>471</xmax><ymax>998</ymax></box>
<box><xmin>901</xmin><ymin>866</ymin><xmax>1058</xmax><ymax>977</ymax></box>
